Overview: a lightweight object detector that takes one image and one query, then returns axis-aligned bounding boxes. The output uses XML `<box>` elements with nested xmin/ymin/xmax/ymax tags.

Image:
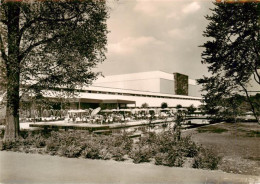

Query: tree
<box><xmin>0</xmin><ymin>0</ymin><xmax>108</xmax><ymax>141</ymax></box>
<box><xmin>141</xmin><ymin>103</ymin><xmax>149</xmax><ymax>108</ymax></box>
<box><xmin>176</xmin><ymin>104</ymin><xmax>182</xmax><ymax>109</ymax></box>
<box><xmin>161</xmin><ymin>102</ymin><xmax>168</xmax><ymax>109</ymax></box>
<box><xmin>198</xmin><ymin>2</ymin><xmax>260</xmax><ymax>124</ymax></box>
<box><xmin>187</xmin><ymin>104</ymin><xmax>196</xmax><ymax>114</ymax></box>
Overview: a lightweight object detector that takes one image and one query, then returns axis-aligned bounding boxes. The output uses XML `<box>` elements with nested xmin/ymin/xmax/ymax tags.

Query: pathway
<box><xmin>0</xmin><ymin>151</ymin><xmax>259</xmax><ymax>184</ymax></box>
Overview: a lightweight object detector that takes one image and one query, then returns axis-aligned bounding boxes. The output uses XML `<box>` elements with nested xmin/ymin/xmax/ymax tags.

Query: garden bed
<box><xmin>0</xmin><ymin>128</ymin><xmax>221</xmax><ymax>171</ymax></box>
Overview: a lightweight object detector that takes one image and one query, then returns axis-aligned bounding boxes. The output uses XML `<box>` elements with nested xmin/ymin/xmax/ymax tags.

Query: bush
<box><xmin>161</xmin><ymin>102</ymin><xmax>168</xmax><ymax>109</ymax></box>
<box><xmin>154</xmin><ymin>147</ymin><xmax>184</xmax><ymax>167</ymax></box>
<box><xmin>59</xmin><ymin>143</ymin><xmax>83</xmax><ymax>158</ymax></box>
<box><xmin>130</xmin><ymin>145</ymin><xmax>152</xmax><ymax>163</ymax></box>
<box><xmin>46</xmin><ymin>136</ymin><xmax>60</xmax><ymax>154</ymax></box>
<box><xmin>99</xmin><ymin>148</ymin><xmax>112</xmax><ymax>160</ymax></box>
<box><xmin>1</xmin><ymin>140</ymin><xmax>18</xmax><ymax>150</ymax></box>
<box><xmin>110</xmin><ymin>146</ymin><xmax>126</xmax><ymax>161</ymax></box>
<box><xmin>141</xmin><ymin>103</ymin><xmax>149</xmax><ymax>108</ymax></box>
<box><xmin>192</xmin><ymin>147</ymin><xmax>221</xmax><ymax>170</ymax></box>
<box><xmin>0</xmin><ymin>129</ymin><xmax>222</xmax><ymax>171</ymax></box>
<box><xmin>107</xmin><ymin>133</ymin><xmax>133</xmax><ymax>161</ymax></box>
<box><xmin>0</xmin><ymin>129</ymin><xmax>5</xmax><ymax>139</ymax></box>
<box><xmin>177</xmin><ymin>136</ymin><xmax>199</xmax><ymax>157</ymax></box>
<box><xmin>81</xmin><ymin>142</ymin><xmax>101</xmax><ymax>159</ymax></box>
<box><xmin>33</xmin><ymin>134</ymin><xmax>46</xmax><ymax>148</ymax></box>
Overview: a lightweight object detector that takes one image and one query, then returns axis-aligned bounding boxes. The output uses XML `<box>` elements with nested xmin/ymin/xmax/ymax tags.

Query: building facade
<box><xmin>16</xmin><ymin>71</ymin><xmax>203</xmax><ymax>110</ymax></box>
<box><xmin>94</xmin><ymin>71</ymin><xmax>201</xmax><ymax>97</ymax></box>
<box><xmin>47</xmin><ymin>71</ymin><xmax>203</xmax><ymax>108</ymax></box>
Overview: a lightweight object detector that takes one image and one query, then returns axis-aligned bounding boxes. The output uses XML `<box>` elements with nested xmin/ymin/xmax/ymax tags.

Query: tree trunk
<box><xmin>4</xmin><ymin>3</ymin><xmax>21</xmax><ymax>141</ymax></box>
<box><xmin>239</xmin><ymin>82</ymin><xmax>260</xmax><ymax>125</ymax></box>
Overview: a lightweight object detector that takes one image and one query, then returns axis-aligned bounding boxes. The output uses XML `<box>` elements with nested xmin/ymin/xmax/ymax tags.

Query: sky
<box><xmin>96</xmin><ymin>0</ymin><xmax>214</xmax><ymax>81</ymax></box>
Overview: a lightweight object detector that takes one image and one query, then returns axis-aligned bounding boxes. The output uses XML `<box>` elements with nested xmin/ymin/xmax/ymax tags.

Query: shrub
<box><xmin>33</xmin><ymin>134</ymin><xmax>46</xmax><ymax>148</ymax></box>
<box><xmin>161</xmin><ymin>102</ymin><xmax>168</xmax><ymax>109</ymax></box>
<box><xmin>154</xmin><ymin>147</ymin><xmax>184</xmax><ymax>167</ymax></box>
<box><xmin>154</xmin><ymin>153</ymin><xmax>167</xmax><ymax>165</ymax></box>
<box><xmin>141</xmin><ymin>103</ymin><xmax>149</xmax><ymax>108</ymax></box>
<box><xmin>81</xmin><ymin>143</ymin><xmax>101</xmax><ymax>159</ymax></box>
<box><xmin>110</xmin><ymin>146</ymin><xmax>126</xmax><ymax>161</ymax></box>
<box><xmin>45</xmin><ymin>132</ymin><xmax>62</xmax><ymax>154</ymax></box>
<box><xmin>107</xmin><ymin>133</ymin><xmax>133</xmax><ymax>161</ymax></box>
<box><xmin>192</xmin><ymin>147</ymin><xmax>222</xmax><ymax>170</ymax></box>
<box><xmin>59</xmin><ymin>144</ymin><xmax>83</xmax><ymax>158</ymax></box>
<box><xmin>108</xmin><ymin>133</ymin><xmax>133</xmax><ymax>153</ymax></box>
<box><xmin>177</xmin><ymin>136</ymin><xmax>199</xmax><ymax>157</ymax></box>
<box><xmin>99</xmin><ymin>148</ymin><xmax>112</xmax><ymax>160</ymax></box>
<box><xmin>130</xmin><ymin>145</ymin><xmax>152</xmax><ymax>163</ymax></box>
<box><xmin>1</xmin><ymin>140</ymin><xmax>17</xmax><ymax>150</ymax></box>
<box><xmin>0</xmin><ymin>129</ymin><xmax>5</xmax><ymax>139</ymax></box>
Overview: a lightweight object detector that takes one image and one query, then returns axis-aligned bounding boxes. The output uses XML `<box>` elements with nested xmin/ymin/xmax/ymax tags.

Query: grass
<box><xmin>235</xmin><ymin>128</ymin><xmax>260</xmax><ymax>137</ymax></box>
<box><xmin>185</xmin><ymin>122</ymin><xmax>260</xmax><ymax>176</ymax></box>
<box><xmin>245</xmin><ymin>130</ymin><xmax>260</xmax><ymax>137</ymax></box>
<box><xmin>197</xmin><ymin>126</ymin><xmax>228</xmax><ymax>134</ymax></box>
<box><xmin>244</xmin><ymin>156</ymin><xmax>260</xmax><ymax>161</ymax></box>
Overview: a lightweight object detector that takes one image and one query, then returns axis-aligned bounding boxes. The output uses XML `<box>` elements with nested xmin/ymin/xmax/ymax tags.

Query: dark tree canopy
<box><xmin>187</xmin><ymin>104</ymin><xmax>196</xmax><ymax>114</ymax></box>
<box><xmin>1</xmin><ymin>0</ymin><xmax>108</xmax><ymax>92</ymax></box>
<box><xmin>198</xmin><ymin>2</ymin><xmax>260</xmax><ymax>123</ymax></box>
<box><xmin>161</xmin><ymin>102</ymin><xmax>168</xmax><ymax>109</ymax></box>
<box><xmin>0</xmin><ymin>0</ymin><xmax>108</xmax><ymax>140</ymax></box>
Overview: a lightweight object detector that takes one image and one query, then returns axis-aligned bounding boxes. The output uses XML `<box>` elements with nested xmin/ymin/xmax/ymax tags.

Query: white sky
<box><xmin>95</xmin><ymin>0</ymin><xmax>259</xmax><ymax>92</ymax></box>
<box><xmin>96</xmin><ymin>0</ymin><xmax>214</xmax><ymax>81</ymax></box>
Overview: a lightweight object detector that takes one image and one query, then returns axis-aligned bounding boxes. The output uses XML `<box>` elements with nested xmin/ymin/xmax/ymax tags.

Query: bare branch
<box><xmin>239</xmin><ymin>81</ymin><xmax>260</xmax><ymax>124</ymax></box>
<box><xmin>19</xmin><ymin>14</ymin><xmax>79</xmax><ymax>41</ymax></box>
<box><xmin>19</xmin><ymin>33</ymin><xmax>66</xmax><ymax>61</ymax></box>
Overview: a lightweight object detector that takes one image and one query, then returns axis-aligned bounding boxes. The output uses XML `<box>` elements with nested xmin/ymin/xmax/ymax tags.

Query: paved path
<box><xmin>0</xmin><ymin>151</ymin><xmax>259</xmax><ymax>184</ymax></box>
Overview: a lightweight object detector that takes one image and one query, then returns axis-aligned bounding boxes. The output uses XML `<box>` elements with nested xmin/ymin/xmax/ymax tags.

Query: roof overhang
<box><xmin>77</xmin><ymin>98</ymin><xmax>135</xmax><ymax>104</ymax></box>
<box><xmin>41</xmin><ymin>92</ymin><xmax>136</xmax><ymax>104</ymax></box>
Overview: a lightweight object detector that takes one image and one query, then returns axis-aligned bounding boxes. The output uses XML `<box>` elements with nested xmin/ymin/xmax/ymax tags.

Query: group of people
<box><xmin>20</xmin><ymin>107</ymin><xmax>181</xmax><ymax>124</ymax></box>
<box><xmin>65</xmin><ymin>109</ymin><xmax>176</xmax><ymax>124</ymax></box>
<box><xmin>20</xmin><ymin>109</ymin><xmax>68</xmax><ymax>122</ymax></box>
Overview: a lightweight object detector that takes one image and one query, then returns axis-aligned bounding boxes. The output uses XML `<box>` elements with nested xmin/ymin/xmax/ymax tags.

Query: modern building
<box><xmin>0</xmin><ymin>71</ymin><xmax>203</xmax><ymax>111</ymax></box>
<box><xmin>93</xmin><ymin>71</ymin><xmax>201</xmax><ymax>97</ymax></box>
<box><xmin>42</xmin><ymin>71</ymin><xmax>203</xmax><ymax>109</ymax></box>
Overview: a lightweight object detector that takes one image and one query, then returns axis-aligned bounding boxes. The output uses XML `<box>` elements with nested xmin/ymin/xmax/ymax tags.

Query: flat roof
<box><xmin>82</xmin><ymin>86</ymin><xmax>202</xmax><ymax>100</ymax></box>
<box><xmin>42</xmin><ymin>91</ymin><xmax>136</xmax><ymax>104</ymax></box>
<box><xmin>94</xmin><ymin>71</ymin><xmax>197</xmax><ymax>86</ymax></box>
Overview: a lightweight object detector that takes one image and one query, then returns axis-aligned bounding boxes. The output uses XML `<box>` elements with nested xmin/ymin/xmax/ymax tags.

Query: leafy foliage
<box><xmin>141</xmin><ymin>103</ymin><xmax>149</xmax><ymax>108</ymax></box>
<box><xmin>1</xmin><ymin>1</ymin><xmax>108</xmax><ymax>92</ymax></box>
<box><xmin>187</xmin><ymin>105</ymin><xmax>196</xmax><ymax>114</ymax></box>
<box><xmin>198</xmin><ymin>2</ymin><xmax>260</xmax><ymax>123</ymax></box>
<box><xmin>0</xmin><ymin>129</ymin><xmax>221</xmax><ymax>170</ymax></box>
<box><xmin>0</xmin><ymin>0</ymin><xmax>109</xmax><ymax>140</ymax></box>
<box><xmin>192</xmin><ymin>147</ymin><xmax>222</xmax><ymax>170</ymax></box>
<box><xmin>161</xmin><ymin>102</ymin><xmax>168</xmax><ymax>109</ymax></box>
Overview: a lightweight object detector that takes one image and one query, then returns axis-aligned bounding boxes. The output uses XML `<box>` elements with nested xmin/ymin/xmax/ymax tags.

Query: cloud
<box><xmin>134</xmin><ymin>0</ymin><xmax>201</xmax><ymax>21</ymax></box>
<box><xmin>166</xmin><ymin>12</ymin><xmax>179</xmax><ymax>19</ymax></box>
<box><xmin>168</xmin><ymin>25</ymin><xmax>197</xmax><ymax>40</ymax></box>
<box><xmin>182</xmin><ymin>2</ymin><xmax>201</xmax><ymax>14</ymax></box>
<box><xmin>134</xmin><ymin>2</ymin><xmax>158</xmax><ymax>16</ymax></box>
<box><xmin>134</xmin><ymin>0</ymin><xmax>183</xmax><ymax>17</ymax></box>
<box><xmin>107</xmin><ymin>36</ymin><xmax>165</xmax><ymax>55</ymax></box>
<box><xmin>97</xmin><ymin>0</ymin><xmax>213</xmax><ymax>80</ymax></box>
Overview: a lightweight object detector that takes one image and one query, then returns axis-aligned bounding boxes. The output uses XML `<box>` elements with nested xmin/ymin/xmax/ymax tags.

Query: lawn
<box><xmin>184</xmin><ymin>122</ymin><xmax>260</xmax><ymax>176</ymax></box>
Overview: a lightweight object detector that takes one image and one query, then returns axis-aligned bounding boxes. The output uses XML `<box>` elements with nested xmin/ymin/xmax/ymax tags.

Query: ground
<box><xmin>183</xmin><ymin>122</ymin><xmax>260</xmax><ymax>176</ymax></box>
<box><xmin>0</xmin><ymin>151</ymin><xmax>259</xmax><ymax>184</ymax></box>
